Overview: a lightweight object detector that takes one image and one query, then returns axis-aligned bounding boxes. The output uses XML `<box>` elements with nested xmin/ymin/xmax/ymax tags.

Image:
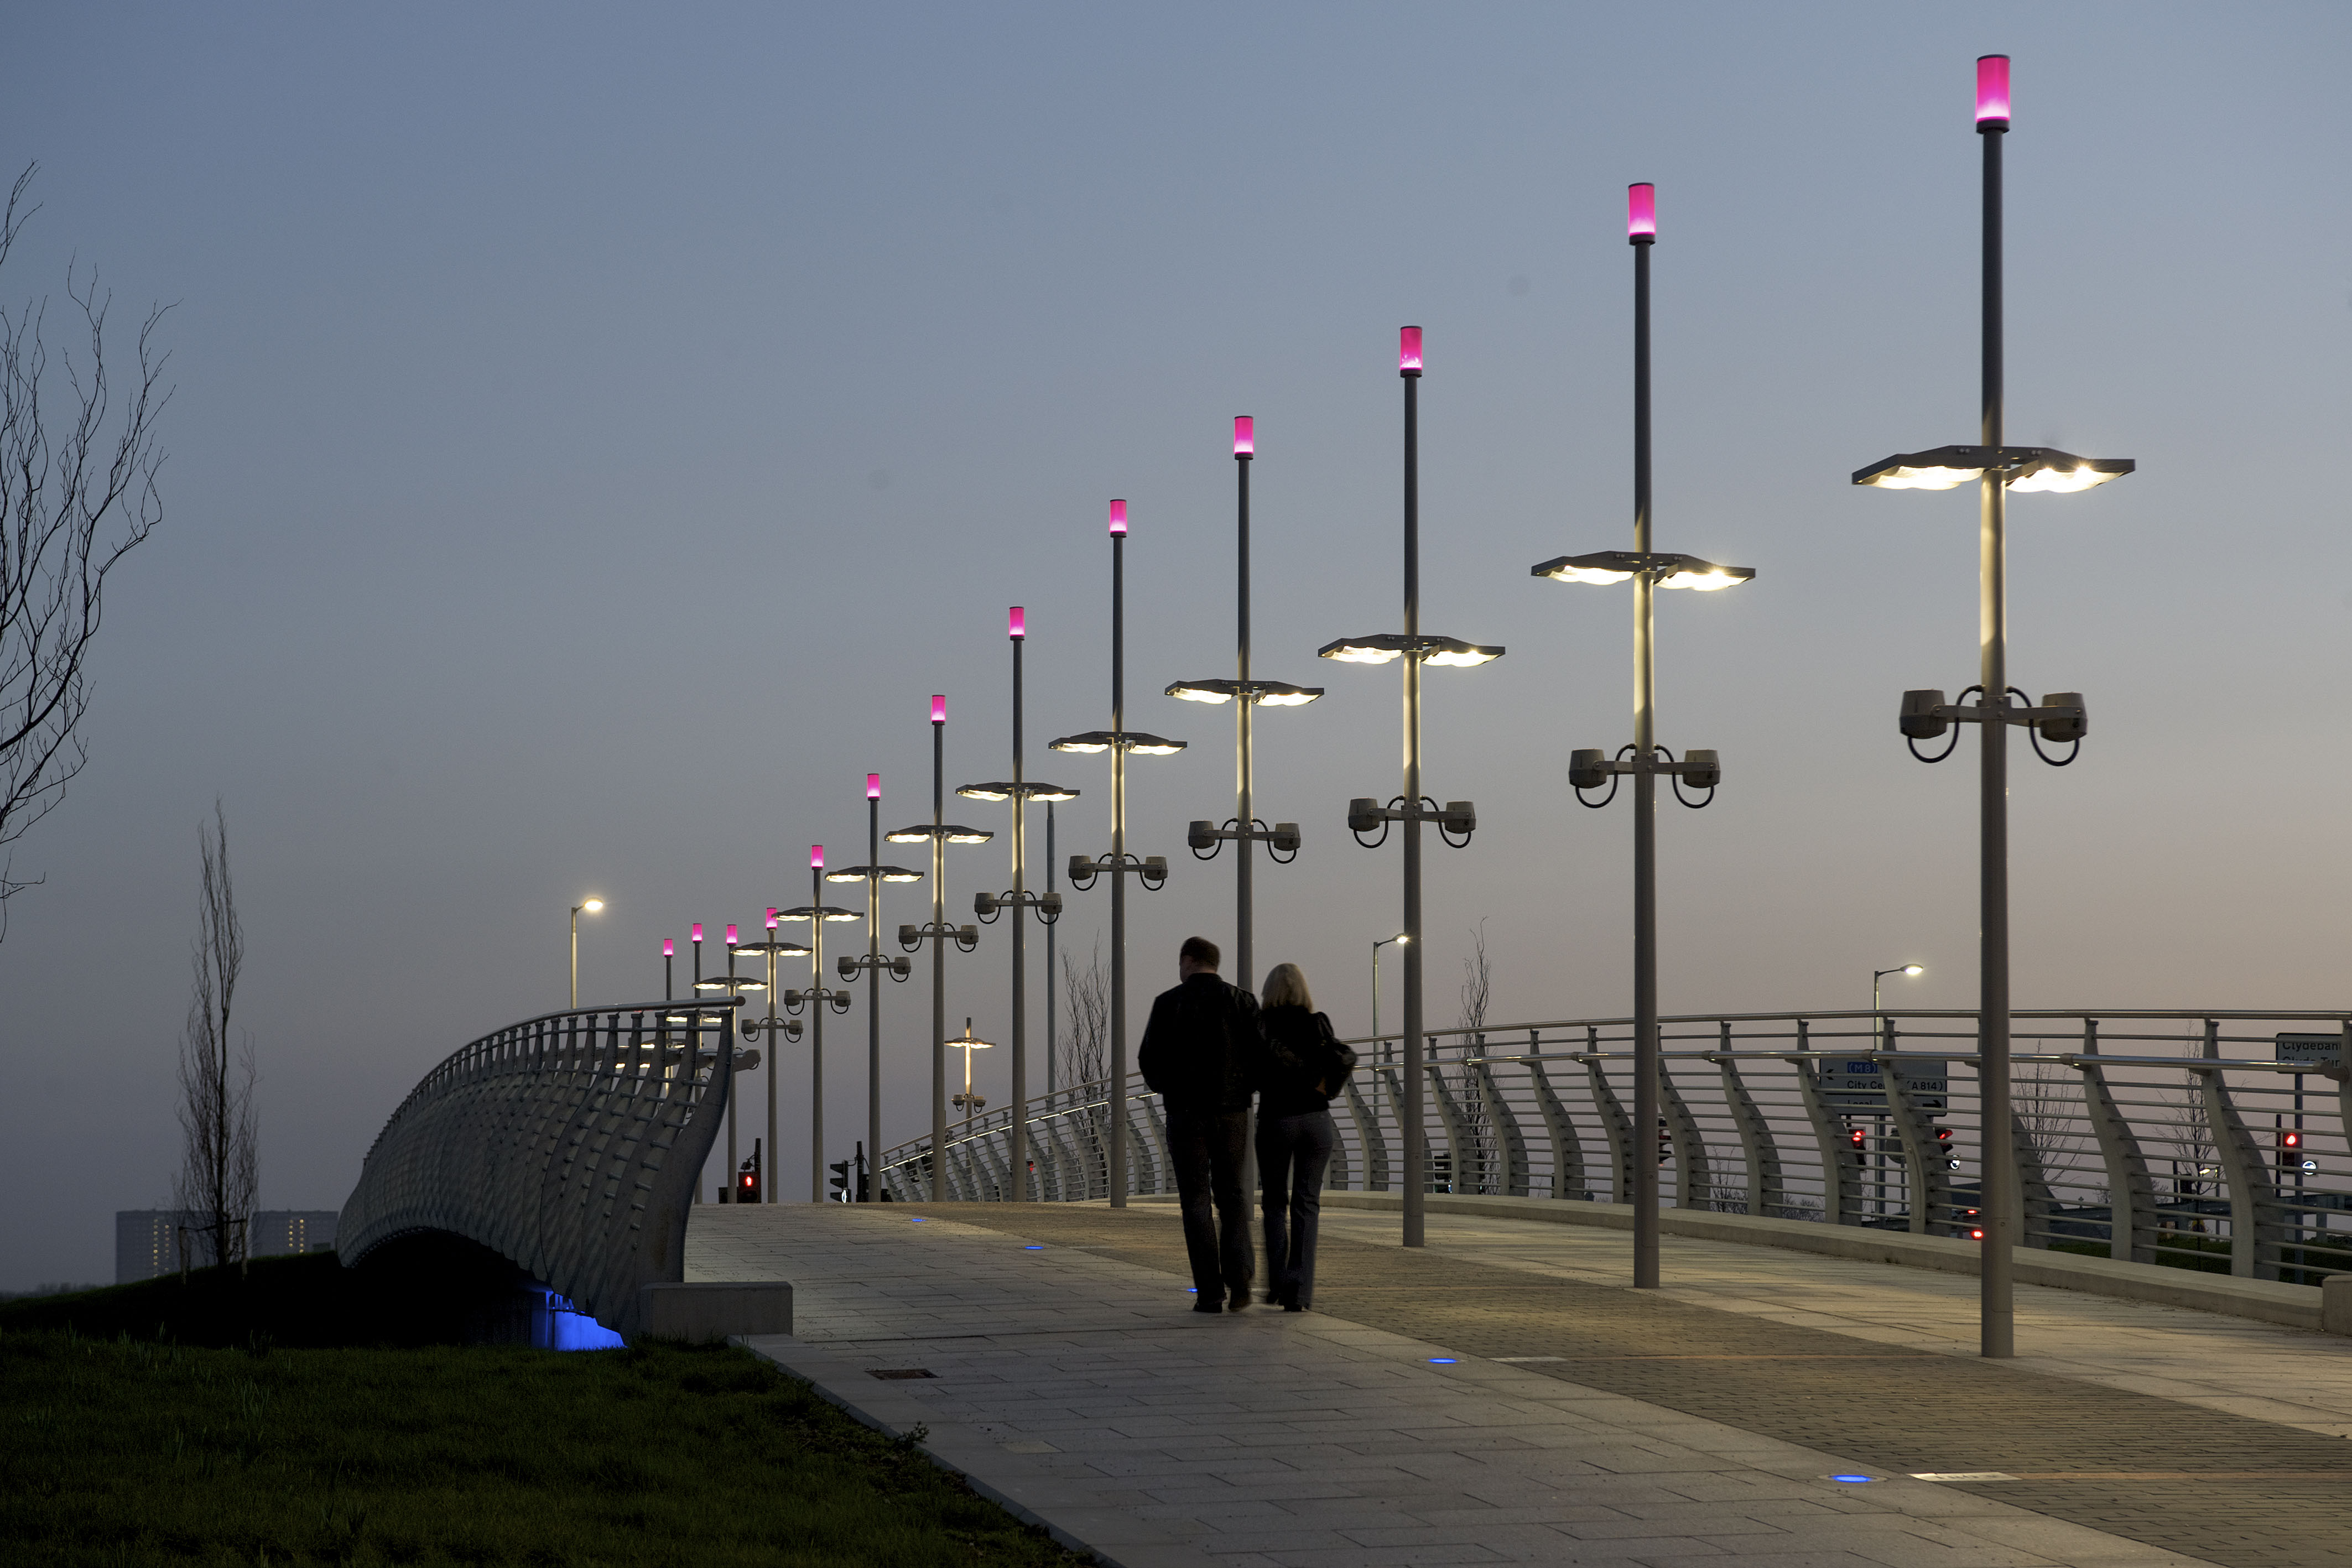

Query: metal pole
<box><xmin>1978</xmin><ymin>109</ymin><xmax>2015</xmax><ymax>1358</ymax></box>
<box><xmin>570</xmin><ymin>909</ymin><xmax>579</xmax><ymax>1009</ymax></box>
<box><xmin>1236</xmin><ymin>442</ymin><xmax>1254</xmax><ymax>997</ymax></box>
<box><xmin>1046</xmin><ymin>802</ymin><xmax>1058</xmax><ymax>1097</ymax></box>
<box><xmin>1401</xmin><ymin>359</ymin><xmax>1425</xmax><ymax>1248</ymax></box>
<box><xmin>1631</xmin><ymin>226</ymin><xmax>1661</xmax><ymax>1290</ymax></box>
<box><xmin>810</xmin><ymin>861</ymin><xmax>825</xmax><ymax>1204</ymax></box>
<box><xmin>766</xmin><ymin>937</ymin><xmax>778</xmax><ymax>1201</ymax></box>
<box><xmin>1372</xmin><ymin>941</ymin><xmax>1381</xmax><ymax>1051</ymax></box>
<box><xmin>1012</xmin><ymin>635</ymin><xmax>1029</xmax><ymax>1201</ymax></box>
<box><xmin>867</xmin><ymin>790</ymin><xmax>881</xmax><ymax>1200</ymax></box>
<box><xmin>932</xmin><ymin>709</ymin><xmax>948</xmax><ymax>1202</ymax></box>
<box><xmin>1110</xmin><ymin>527</ymin><xmax>1130</xmax><ymax>1207</ymax></box>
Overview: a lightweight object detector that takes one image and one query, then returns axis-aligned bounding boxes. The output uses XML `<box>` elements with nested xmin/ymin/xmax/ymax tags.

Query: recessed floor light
<box><xmin>1022</xmin><ymin>1244</ymin><xmax>1045</xmax><ymax>1251</ymax></box>
<box><xmin>1428</xmin><ymin>1357</ymin><xmax>1459</xmax><ymax>1365</ymax></box>
<box><xmin>1829</xmin><ymin>1475</ymin><xmax>1875</xmax><ymax>1484</ymax></box>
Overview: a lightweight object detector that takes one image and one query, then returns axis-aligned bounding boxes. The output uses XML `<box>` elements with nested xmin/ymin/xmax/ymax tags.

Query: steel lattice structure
<box><xmin>339</xmin><ymin>1000</ymin><xmax>740</xmax><ymax>1337</ymax></box>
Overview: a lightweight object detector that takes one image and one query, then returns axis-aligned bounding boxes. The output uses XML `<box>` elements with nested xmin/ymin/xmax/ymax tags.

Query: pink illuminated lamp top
<box><xmin>767</xmin><ymin>908</ymin><xmax>779</xmax><ymax>929</ymax></box>
<box><xmin>1109</xmin><ymin>499</ymin><xmax>1127</xmax><ymax>536</ymax></box>
<box><xmin>931</xmin><ymin>694</ymin><xmax>946</xmax><ymax>724</ymax></box>
<box><xmin>866</xmin><ymin>772</ymin><xmax>881</xmax><ymax>799</ymax></box>
<box><xmin>810</xmin><ymin>844</ymin><xmax>824</xmax><ymax>869</ymax></box>
<box><xmin>1627</xmin><ymin>184</ymin><xmax>1656</xmax><ymax>243</ymax></box>
<box><xmin>691</xmin><ymin>923</ymin><xmax>703</xmax><ymax>944</ymax></box>
<box><xmin>663</xmin><ymin>937</ymin><xmax>674</xmax><ymax>957</ymax></box>
<box><xmin>1976</xmin><ymin>55</ymin><xmax>2010</xmax><ymax>127</ymax></box>
<box><xmin>1398</xmin><ymin>326</ymin><xmax>1422</xmax><ymax>375</ymax></box>
<box><xmin>1008</xmin><ymin>606</ymin><xmax>1026</xmax><ymax>640</ymax></box>
<box><xmin>726</xmin><ymin>923</ymin><xmax>738</xmax><ymax>946</ymax></box>
<box><xmin>1234</xmin><ymin>415</ymin><xmax>1254</xmax><ymax>457</ymax></box>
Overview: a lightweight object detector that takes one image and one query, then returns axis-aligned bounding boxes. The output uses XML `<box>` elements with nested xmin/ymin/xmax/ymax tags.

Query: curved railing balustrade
<box><xmin>878</xmin><ymin>1008</ymin><xmax>2352</xmax><ymax>1288</ymax></box>
<box><xmin>339</xmin><ymin>1000</ymin><xmax>742</xmax><ymax>1336</ymax></box>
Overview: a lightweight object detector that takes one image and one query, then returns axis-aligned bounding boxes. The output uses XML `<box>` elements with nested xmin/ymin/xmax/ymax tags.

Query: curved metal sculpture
<box><xmin>339</xmin><ymin>1000</ymin><xmax>741</xmax><ymax>1337</ymax></box>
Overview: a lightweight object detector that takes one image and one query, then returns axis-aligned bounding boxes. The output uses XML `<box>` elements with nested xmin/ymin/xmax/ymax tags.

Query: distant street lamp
<box><xmin>1058</xmin><ymin>506</ymin><xmax>1184</xmax><ymax>1208</ymax></box>
<box><xmin>569</xmin><ymin>898</ymin><xmax>604</xmax><ymax>1008</ymax></box>
<box><xmin>1169</xmin><ymin>415</ymin><xmax>1317</xmax><ymax>1001</ymax></box>
<box><xmin>964</xmin><ymin>607</ymin><xmax>1076</xmax><ymax>1201</ymax></box>
<box><xmin>1849</xmin><ymin>55</ymin><xmax>2132</xmax><ymax>1359</ymax></box>
<box><xmin>737</xmin><ymin>909</ymin><xmax>811</xmax><ymax>1204</ymax></box>
<box><xmin>1322</xmin><ymin>330</ymin><xmax>1500</xmax><ymax>1248</ymax></box>
<box><xmin>1370</xmin><ymin>933</ymin><xmax>1408</xmax><ymax>1058</ymax></box>
<box><xmin>1534</xmin><ymin>186</ymin><xmax>1753</xmax><ymax>1291</ymax></box>
<box><xmin>1872</xmin><ymin>964</ymin><xmax>1925</xmax><ymax>1038</ymax></box>
<box><xmin>949</xmin><ymin>1017</ymin><xmax>995</xmax><ymax>1137</ymax></box>
<box><xmin>778</xmin><ymin>847</ymin><xmax>860</xmax><ymax>1202</ymax></box>
<box><xmin>828</xmin><ymin>773</ymin><xmax>921</xmax><ymax>1201</ymax></box>
<box><xmin>891</xmin><ymin>695</ymin><xmax>991</xmax><ymax>1204</ymax></box>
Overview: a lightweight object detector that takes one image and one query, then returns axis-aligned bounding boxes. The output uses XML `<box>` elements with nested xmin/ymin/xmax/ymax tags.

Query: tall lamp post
<box><xmin>963</xmin><ymin>607</ymin><xmax>1076</xmax><ymax>1202</ymax></box>
<box><xmin>1323</xmin><ymin>330</ymin><xmax>1500</xmax><ymax>1249</ymax></box>
<box><xmin>1850</xmin><ymin>55</ymin><xmax>2130</xmax><ymax>1358</ymax></box>
<box><xmin>1534</xmin><ymin>185</ymin><xmax>1754</xmax><ymax>1290</ymax></box>
<box><xmin>695</xmin><ymin>924</ymin><xmax>768</xmax><ymax>1199</ymax></box>
<box><xmin>1169</xmin><ymin>415</ymin><xmax>1317</xmax><ymax>998</ymax></box>
<box><xmin>1370</xmin><ymin>933</ymin><xmax>1408</xmax><ymax>1055</ymax></box>
<box><xmin>1872</xmin><ymin>963</ymin><xmax>1925</xmax><ymax>1041</ymax></box>
<box><xmin>828</xmin><ymin>773</ymin><xmax>920</xmax><ymax>1201</ymax></box>
<box><xmin>569</xmin><ymin>898</ymin><xmax>604</xmax><ymax>1007</ymax></box>
<box><xmin>891</xmin><ymin>695</ymin><xmax>990</xmax><ymax>1204</ymax></box>
<box><xmin>738</xmin><ymin>910</ymin><xmax>811</xmax><ymax>1201</ymax></box>
<box><xmin>1058</xmin><ymin>507</ymin><xmax>1184</xmax><ymax>1208</ymax></box>
<box><xmin>778</xmin><ymin>847</ymin><xmax>860</xmax><ymax>1202</ymax></box>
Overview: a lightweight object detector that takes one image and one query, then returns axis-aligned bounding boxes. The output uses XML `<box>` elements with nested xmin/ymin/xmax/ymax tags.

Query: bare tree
<box><xmin>173</xmin><ymin>802</ymin><xmax>256</xmax><ymax>1269</ymax></box>
<box><xmin>1058</xmin><ymin>937</ymin><xmax>1112</xmax><ymax>1196</ymax></box>
<box><xmin>1058</xmin><ymin>936</ymin><xmax>1110</xmax><ymax>1092</ymax></box>
<box><xmin>0</xmin><ymin>164</ymin><xmax>171</xmax><ymax>934</ymax></box>
<box><xmin>1449</xmin><ymin>920</ymin><xmax>1494</xmax><ymax>1194</ymax></box>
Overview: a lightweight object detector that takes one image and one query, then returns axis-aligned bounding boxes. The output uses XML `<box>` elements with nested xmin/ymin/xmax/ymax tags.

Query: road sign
<box><xmin>2276</xmin><ymin>1033</ymin><xmax>2343</xmax><ymax>1070</ymax></box>
<box><xmin>1820</xmin><ymin>1055</ymin><xmax>1947</xmax><ymax>1112</ymax></box>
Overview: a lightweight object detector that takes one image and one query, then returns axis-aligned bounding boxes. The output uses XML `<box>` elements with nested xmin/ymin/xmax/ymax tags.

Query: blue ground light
<box><xmin>1830</xmin><ymin>1475</ymin><xmax>1876</xmax><ymax>1484</ymax></box>
<box><xmin>1428</xmin><ymin>1358</ymin><xmax>1459</xmax><ymax>1364</ymax></box>
<box><xmin>1023</xmin><ymin>1244</ymin><xmax>1045</xmax><ymax>1251</ymax></box>
<box><xmin>910</xmin><ymin>1217</ymin><xmax>928</xmax><ymax>1222</ymax></box>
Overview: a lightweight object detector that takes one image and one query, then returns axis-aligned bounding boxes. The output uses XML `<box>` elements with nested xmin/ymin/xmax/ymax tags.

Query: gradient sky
<box><xmin>3</xmin><ymin>3</ymin><xmax>2347</xmax><ymax>1287</ymax></box>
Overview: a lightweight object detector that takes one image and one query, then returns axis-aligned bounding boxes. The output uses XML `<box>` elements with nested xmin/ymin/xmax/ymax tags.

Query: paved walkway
<box><xmin>684</xmin><ymin>1200</ymin><xmax>2352</xmax><ymax>1567</ymax></box>
<box><xmin>1309</xmin><ymin>1202</ymin><xmax>2352</xmax><ymax>1441</ymax></box>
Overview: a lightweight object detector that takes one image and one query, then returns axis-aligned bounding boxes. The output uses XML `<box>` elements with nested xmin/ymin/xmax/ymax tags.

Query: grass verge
<box><xmin>2</xmin><ymin>1317</ymin><xmax>1092</xmax><ymax>1566</ymax></box>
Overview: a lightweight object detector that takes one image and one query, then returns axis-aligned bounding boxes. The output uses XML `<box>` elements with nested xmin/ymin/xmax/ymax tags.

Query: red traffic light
<box><xmin>1849</xmin><ymin>1127</ymin><xmax>1867</xmax><ymax>1149</ymax></box>
<box><xmin>2281</xmin><ymin>1131</ymin><xmax>2303</xmax><ymax>1149</ymax></box>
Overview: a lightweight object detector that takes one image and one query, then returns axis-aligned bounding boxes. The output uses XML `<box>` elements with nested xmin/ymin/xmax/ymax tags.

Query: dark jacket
<box><xmin>1138</xmin><ymin>972</ymin><xmax>1260</xmax><ymax>1113</ymax></box>
<box><xmin>1256</xmin><ymin>1004</ymin><xmax>1358</xmax><ymax>1118</ymax></box>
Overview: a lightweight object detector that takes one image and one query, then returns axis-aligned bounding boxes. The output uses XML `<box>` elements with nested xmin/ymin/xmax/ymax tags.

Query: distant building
<box><xmin>115</xmin><ymin>1210</ymin><xmax>340</xmax><ymax>1283</ymax></box>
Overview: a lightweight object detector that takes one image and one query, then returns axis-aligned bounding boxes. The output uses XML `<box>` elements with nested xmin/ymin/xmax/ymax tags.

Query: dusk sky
<box><xmin>4</xmin><ymin>4</ymin><xmax>2347</xmax><ymax>1287</ymax></box>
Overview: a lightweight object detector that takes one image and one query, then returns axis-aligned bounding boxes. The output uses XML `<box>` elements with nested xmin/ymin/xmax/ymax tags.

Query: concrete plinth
<box><xmin>636</xmin><ymin>1281</ymin><xmax>792</xmax><ymax>1342</ymax></box>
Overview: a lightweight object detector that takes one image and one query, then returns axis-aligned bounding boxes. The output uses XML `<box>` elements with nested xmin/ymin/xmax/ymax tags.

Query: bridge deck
<box><xmin>688</xmin><ymin>1201</ymin><xmax>2352</xmax><ymax>1568</ymax></box>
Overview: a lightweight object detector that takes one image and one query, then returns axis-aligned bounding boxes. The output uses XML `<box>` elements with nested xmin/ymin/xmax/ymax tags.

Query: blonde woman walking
<box><xmin>1253</xmin><ymin>963</ymin><xmax>1357</xmax><ymax>1311</ymax></box>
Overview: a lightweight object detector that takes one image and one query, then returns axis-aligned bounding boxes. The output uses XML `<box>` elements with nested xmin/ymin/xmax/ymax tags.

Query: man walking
<box><xmin>1139</xmin><ymin>935</ymin><xmax>1259</xmax><ymax>1312</ymax></box>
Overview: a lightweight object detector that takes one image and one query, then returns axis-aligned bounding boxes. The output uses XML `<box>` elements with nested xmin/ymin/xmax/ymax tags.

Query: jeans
<box><xmin>1257</xmin><ymin>1109</ymin><xmax>1335</xmax><ymax>1307</ymax></box>
<box><xmin>1166</xmin><ymin>1105</ymin><xmax>1255</xmax><ymax>1300</ymax></box>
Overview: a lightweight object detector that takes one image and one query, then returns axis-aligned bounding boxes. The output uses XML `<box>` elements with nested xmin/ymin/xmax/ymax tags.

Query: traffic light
<box><xmin>1849</xmin><ymin>1126</ymin><xmax>1868</xmax><ymax>1154</ymax></box>
<box><xmin>1657</xmin><ymin>1118</ymin><xmax>1673</xmax><ymax>1166</ymax></box>
<box><xmin>828</xmin><ymin>1158</ymin><xmax>851</xmax><ymax>1201</ymax></box>
<box><xmin>1935</xmin><ymin>1126</ymin><xmax>1958</xmax><ymax>1170</ymax></box>
<box><xmin>2280</xmin><ymin>1128</ymin><xmax>2303</xmax><ymax>1169</ymax></box>
<box><xmin>738</xmin><ymin>1137</ymin><xmax>763</xmax><ymax>1203</ymax></box>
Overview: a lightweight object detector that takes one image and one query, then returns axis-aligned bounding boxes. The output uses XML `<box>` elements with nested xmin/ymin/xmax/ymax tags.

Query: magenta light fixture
<box><xmin>1008</xmin><ymin>606</ymin><xmax>1026</xmax><ymax>640</ymax></box>
<box><xmin>810</xmin><ymin>844</ymin><xmax>824</xmax><ymax>869</ymax></box>
<box><xmin>867</xmin><ymin>772</ymin><xmax>881</xmax><ymax>799</ymax></box>
<box><xmin>1109</xmin><ymin>498</ymin><xmax>1128</xmax><ymax>536</ymax></box>
<box><xmin>931</xmin><ymin>694</ymin><xmax>946</xmax><ymax>723</ymax></box>
<box><xmin>1976</xmin><ymin>54</ymin><xmax>2010</xmax><ymax>127</ymax></box>
<box><xmin>725</xmin><ymin>923</ymin><xmax>737</xmax><ymax>946</ymax></box>
<box><xmin>691</xmin><ymin>923</ymin><xmax>704</xmax><ymax>945</ymax></box>
<box><xmin>1627</xmin><ymin>183</ymin><xmax>1657</xmax><ymax>244</ymax></box>
<box><xmin>663</xmin><ymin>937</ymin><xmax>674</xmax><ymax>957</ymax></box>
<box><xmin>766</xmin><ymin>908</ymin><xmax>779</xmax><ymax>929</ymax></box>
<box><xmin>1398</xmin><ymin>326</ymin><xmax>1422</xmax><ymax>374</ymax></box>
<box><xmin>1234</xmin><ymin>415</ymin><xmax>1254</xmax><ymax>457</ymax></box>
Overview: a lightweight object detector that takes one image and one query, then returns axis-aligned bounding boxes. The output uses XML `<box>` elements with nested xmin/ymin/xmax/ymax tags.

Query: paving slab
<box><xmin>689</xmin><ymin>1204</ymin><xmax>2241</xmax><ymax>1568</ymax></box>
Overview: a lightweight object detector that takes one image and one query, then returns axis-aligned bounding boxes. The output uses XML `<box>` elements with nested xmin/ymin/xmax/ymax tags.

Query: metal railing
<box><xmin>339</xmin><ymin>999</ymin><xmax>744</xmax><ymax>1335</ymax></box>
<box><xmin>877</xmin><ymin>1008</ymin><xmax>2352</xmax><ymax>1286</ymax></box>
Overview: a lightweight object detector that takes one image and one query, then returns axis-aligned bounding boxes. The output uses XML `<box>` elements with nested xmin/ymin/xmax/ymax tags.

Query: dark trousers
<box><xmin>1167</xmin><ymin>1105</ymin><xmax>1254</xmax><ymax>1300</ymax></box>
<box><xmin>1257</xmin><ymin>1109</ymin><xmax>1336</xmax><ymax>1307</ymax></box>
